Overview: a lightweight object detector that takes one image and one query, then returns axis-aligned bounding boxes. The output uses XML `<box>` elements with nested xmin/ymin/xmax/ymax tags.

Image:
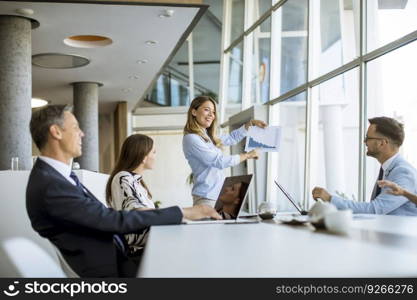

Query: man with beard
<box><xmin>312</xmin><ymin>117</ymin><xmax>417</xmax><ymax>215</ymax></box>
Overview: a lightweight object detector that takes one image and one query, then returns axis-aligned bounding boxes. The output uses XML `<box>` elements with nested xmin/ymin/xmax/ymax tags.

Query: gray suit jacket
<box><xmin>331</xmin><ymin>155</ymin><xmax>417</xmax><ymax>215</ymax></box>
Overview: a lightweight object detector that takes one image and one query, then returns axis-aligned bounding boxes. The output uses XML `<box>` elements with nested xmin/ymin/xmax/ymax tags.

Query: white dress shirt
<box><xmin>38</xmin><ymin>156</ymin><xmax>77</xmax><ymax>186</ymax></box>
<box><xmin>381</xmin><ymin>152</ymin><xmax>400</xmax><ymax>178</ymax></box>
<box><xmin>182</xmin><ymin>126</ymin><xmax>247</xmax><ymax>200</ymax></box>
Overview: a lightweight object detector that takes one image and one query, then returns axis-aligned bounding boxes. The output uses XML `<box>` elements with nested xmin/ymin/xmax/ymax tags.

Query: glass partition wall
<box><xmin>219</xmin><ymin>0</ymin><xmax>417</xmax><ymax>211</ymax></box>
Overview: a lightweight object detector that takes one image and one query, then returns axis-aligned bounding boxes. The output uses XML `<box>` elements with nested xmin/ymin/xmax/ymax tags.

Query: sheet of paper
<box><xmin>245</xmin><ymin>126</ymin><xmax>281</xmax><ymax>152</ymax></box>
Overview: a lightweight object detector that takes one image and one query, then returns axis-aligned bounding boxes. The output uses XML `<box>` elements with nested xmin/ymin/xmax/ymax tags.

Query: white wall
<box><xmin>136</xmin><ymin>130</ymin><xmax>193</xmax><ymax>208</ymax></box>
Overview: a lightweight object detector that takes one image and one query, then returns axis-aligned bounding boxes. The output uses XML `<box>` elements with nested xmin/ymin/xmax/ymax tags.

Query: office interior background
<box><xmin>2</xmin><ymin>0</ymin><xmax>417</xmax><ymax>280</ymax></box>
<box><xmin>1</xmin><ymin>0</ymin><xmax>417</xmax><ymax>213</ymax></box>
<box><xmin>135</xmin><ymin>0</ymin><xmax>417</xmax><ymax>213</ymax></box>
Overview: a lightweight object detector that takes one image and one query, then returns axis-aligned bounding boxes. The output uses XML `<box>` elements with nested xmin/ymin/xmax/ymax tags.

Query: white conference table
<box><xmin>138</xmin><ymin>214</ymin><xmax>417</xmax><ymax>277</ymax></box>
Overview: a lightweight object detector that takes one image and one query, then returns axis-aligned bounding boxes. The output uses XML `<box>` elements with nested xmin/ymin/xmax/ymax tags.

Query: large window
<box><xmin>367</xmin><ymin>0</ymin><xmax>417</xmax><ymax>52</ymax></box>
<box><xmin>269</xmin><ymin>93</ymin><xmax>306</xmax><ymax>212</ymax></box>
<box><xmin>273</xmin><ymin>0</ymin><xmax>308</xmax><ymax>97</ymax></box>
<box><xmin>310</xmin><ymin>0</ymin><xmax>359</xmax><ymax>78</ymax></box>
<box><xmin>251</xmin><ymin>16</ymin><xmax>271</xmax><ymax>104</ymax></box>
<box><xmin>218</xmin><ymin>0</ymin><xmax>417</xmax><ymax>208</ymax></box>
<box><xmin>231</xmin><ymin>0</ymin><xmax>245</xmax><ymax>42</ymax></box>
<box><xmin>310</xmin><ymin>69</ymin><xmax>359</xmax><ymax>207</ymax></box>
<box><xmin>192</xmin><ymin>1</ymin><xmax>223</xmax><ymax>100</ymax></box>
<box><xmin>227</xmin><ymin>41</ymin><xmax>244</xmax><ymax>108</ymax></box>
<box><xmin>144</xmin><ymin>0</ymin><xmax>222</xmax><ymax>107</ymax></box>
<box><xmin>254</xmin><ymin>0</ymin><xmax>273</xmax><ymax>18</ymax></box>
<box><xmin>366</xmin><ymin>40</ymin><xmax>417</xmax><ymax>199</ymax></box>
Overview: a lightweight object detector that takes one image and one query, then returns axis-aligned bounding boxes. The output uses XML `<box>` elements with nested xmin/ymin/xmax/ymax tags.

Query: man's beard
<box><xmin>366</xmin><ymin>149</ymin><xmax>378</xmax><ymax>157</ymax></box>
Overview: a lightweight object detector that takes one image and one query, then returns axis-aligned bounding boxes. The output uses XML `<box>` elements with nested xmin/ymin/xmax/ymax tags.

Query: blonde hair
<box><xmin>184</xmin><ymin>96</ymin><xmax>221</xmax><ymax>148</ymax></box>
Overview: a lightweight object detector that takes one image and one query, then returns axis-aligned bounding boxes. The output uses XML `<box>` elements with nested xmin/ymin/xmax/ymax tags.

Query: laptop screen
<box><xmin>274</xmin><ymin>180</ymin><xmax>304</xmax><ymax>214</ymax></box>
<box><xmin>214</xmin><ymin>174</ymin><xmax>253</xmax><ymax>219</ymax></box>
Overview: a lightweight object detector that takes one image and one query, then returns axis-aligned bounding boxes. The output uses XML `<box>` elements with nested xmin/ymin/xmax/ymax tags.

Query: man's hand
<box><xmin>377</xmin><ymin>180</ymin><xmax>404</xmax><ymax>196</ymax></box>
<box><xmin>182</xmin><ymin>205</ymin><xmax>222</xmax><ymax>220</ymax></box>
<box><xmin>312</xmin><ymin>187</ymin><xmax>331</xmax><ymax>202</ymax></box>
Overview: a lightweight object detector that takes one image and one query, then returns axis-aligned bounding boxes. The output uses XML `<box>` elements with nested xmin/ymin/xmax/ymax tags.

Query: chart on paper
<box><xmin>245</xmin><ymin>126</ymin><xmax>281</xmax><ymax>152</ymax></box>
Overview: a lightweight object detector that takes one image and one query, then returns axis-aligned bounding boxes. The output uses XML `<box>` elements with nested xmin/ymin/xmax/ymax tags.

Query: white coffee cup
<box><xmin>308</xmin><ymin>200</ymin><xmax>337</xmax><ymax>223</ymax></box>
<box><xmin>324</xmin><ymin>209</ymin><xmax>353</xmax><ymax>234</ymax></box>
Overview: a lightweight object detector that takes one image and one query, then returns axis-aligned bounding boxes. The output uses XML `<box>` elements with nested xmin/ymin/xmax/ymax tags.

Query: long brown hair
<box><xmin>106</xmin><ymin>134</ymin><xmax>153</xmax><ymax>206</ymax></box>
<box><xmin>183</xmin><ymin>96</ymin><xmax>221</xmax><ymax>147</ymax></box>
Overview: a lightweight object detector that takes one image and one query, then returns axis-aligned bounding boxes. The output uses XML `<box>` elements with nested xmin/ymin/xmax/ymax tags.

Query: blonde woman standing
<box><xmin>183</xmin><ymin>96</ymin><xmax>266</xmax><ymax>207</ymax></box>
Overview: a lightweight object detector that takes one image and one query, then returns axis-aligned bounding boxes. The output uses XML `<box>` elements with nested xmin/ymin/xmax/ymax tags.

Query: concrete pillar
<box><xmin>0</xmin><ymin>16</ymin><xmax>33</xmax><ymax>170</ymax></box>
<box><xmin>72</xmin><ymin>82</ymin><xmax>101</xmax><ymax>172</ymax></box>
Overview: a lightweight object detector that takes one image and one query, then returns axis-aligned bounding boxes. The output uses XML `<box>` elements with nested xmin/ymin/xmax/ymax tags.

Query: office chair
<box><xmin>49</xmin><ymin>242</ymin><xmax>79</xmax><ymax>278</ymax></box>
<box><xmin>1</xmin><ymin>237</ymin><xmax>66</xmax><ymax>277</ymax></box>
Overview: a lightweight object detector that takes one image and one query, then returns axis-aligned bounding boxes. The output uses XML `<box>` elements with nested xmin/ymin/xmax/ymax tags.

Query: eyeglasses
<box><xmin>364</xmin><ymin>136</ymin><xmax>386</xmax><ymax>143</ymax></box>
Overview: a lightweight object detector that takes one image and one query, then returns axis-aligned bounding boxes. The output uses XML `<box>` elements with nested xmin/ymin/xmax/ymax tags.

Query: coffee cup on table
<box><xmin>324</xmin><ymin>209</ymin><xmax>353</xmax><ymax>234</ymax></box>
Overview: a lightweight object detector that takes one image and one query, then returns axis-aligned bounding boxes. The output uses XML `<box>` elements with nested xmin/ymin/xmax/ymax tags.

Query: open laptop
<box><xmin>274</xmin><ymin>180</ymin><xmax>308</xmax><ymax>215</ymax></box>
<box><xmin>185</xmin><ymin>174</ymin><xmax>258</xmax><ymax>224</ymax></box>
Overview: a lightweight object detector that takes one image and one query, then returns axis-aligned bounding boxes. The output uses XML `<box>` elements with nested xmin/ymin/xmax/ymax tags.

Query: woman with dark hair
<box><xmin>183</xmin><ymin>96</ymin><xmax>266</xmax><ymax>207</ymax></box>
<box><xmin>106</xmin><ymin>134</ymin><xmax>157</xmax><ymax>255</ymax></box>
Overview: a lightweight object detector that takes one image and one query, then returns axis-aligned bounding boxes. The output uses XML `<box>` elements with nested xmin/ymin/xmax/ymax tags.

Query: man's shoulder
<box><xmin>387</xmin><ymin>156</ymin><xmax>417</xmax><ymax>183</ymax></box>
<box><xmin>26</xmin><ymin>162</ymin><xmax>63</xmax><ymax>214</ymax></box>
<box><xmin>27</xmin><ymin>161</ymin><xmax>70</xmax><ymax>195</ymax></box>
<box><xmin>391</xmin><ymin>155</ymin><xmax>416</xmax><ymax>172</ymax></box>
<box><xmin>29</xmin><ymin>160</ymin><xmax>59</xmax><ymax>182</ymax></box>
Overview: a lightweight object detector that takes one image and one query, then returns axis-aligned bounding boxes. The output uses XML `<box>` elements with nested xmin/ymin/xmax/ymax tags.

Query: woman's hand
<box><xmin>377</xmin><ymin>180</ymin><xmax>404</xmax><ymax>196</ymax></box>
<box><xmin>246</xmin><ymin>149</ymin><xmax>259</xmax><ymax>159</ymax></box>
<box><xmin>239</xmin><ymin>149</ymin><xmax>260</xmax><ymax>162</ymax></box>
<box><xmin>245</xmin><ymin>119</ymin><xmax>267</xmax><ymax>130</ymax></box>
<box><xmin>182</xmin><ymin>205</ymin><xmax>222</xmax><ymax>220</ymax></box>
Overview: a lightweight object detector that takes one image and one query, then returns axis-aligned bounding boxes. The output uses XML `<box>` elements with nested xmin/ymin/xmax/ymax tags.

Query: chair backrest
<box><xmin>1</xmin><ymin>237</ymin><xmax>66</xmax><ymax>278</ymax></box>
<box><xmin>49</xmin><ymin>242</ymin><xmax>79</xmax><ymax>278</ymax></box>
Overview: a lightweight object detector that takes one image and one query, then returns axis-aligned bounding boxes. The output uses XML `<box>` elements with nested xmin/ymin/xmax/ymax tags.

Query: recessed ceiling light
<box><xmin>64</xmin><ymin>35</ymin><xmax>113</xmax><ymax>48</ymax></box>
<box><xmin>136</xmin><ymin>59</ymin><xmax>148</xmax><ymax>64</ymax></box>
<box><xmin>159</xmin><ymin>9</ymin><xmax>174</xmax><ymax>18</ymax></box>
<box><xmin>32</xmin><ymin>53</ymin><xmax>90</xmax><ymax>69</ymax></box>
<box><xmin>15</xmin><ymin>8</ymin><xmax>34</xmax><ymax>16</ymax></box>
<box><xmin>145</xmin><ymin>40</ymin><xmax>158</xmax><ymax>45</ymax></box>
<box><xmin>31</xmin><ymin>98</ymin><xmax>48</xmax><ymax>108</ymax></box>
<box><xmin>128</xmin><ymin>75</ymin><xmax>140</xmax><ymax>80</ymax></box>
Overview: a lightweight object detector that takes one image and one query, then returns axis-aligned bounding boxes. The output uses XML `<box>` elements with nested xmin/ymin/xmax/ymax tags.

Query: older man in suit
<box><xmin>26</xmin><ymin>105</ymin><xmax>221</xmax><ymax>277</ymax></box>
<box><xmin>312</xmin><ymin>116</ymin><xmax>417</xmax><ymax>216</ymax></box>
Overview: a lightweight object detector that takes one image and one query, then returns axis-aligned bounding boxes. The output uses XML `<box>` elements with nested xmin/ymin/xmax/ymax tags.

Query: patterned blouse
<box><xmin>108</xmin><ymin>171</ymin><xmax>155</xmax><ymax>253</ymax></box>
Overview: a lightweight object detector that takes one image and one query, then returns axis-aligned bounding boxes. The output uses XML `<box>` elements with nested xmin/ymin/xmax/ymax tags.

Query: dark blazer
<box><xmin>26</xmin><ymin>159</ymin><xmax>182</xmax><ymax>277</ymax></box>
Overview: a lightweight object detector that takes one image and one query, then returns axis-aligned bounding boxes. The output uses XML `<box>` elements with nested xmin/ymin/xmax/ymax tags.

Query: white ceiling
<box><xmin>0</xmin><ymin>1</ymin><xmax>206</xmax><ymax>113</ymax></box>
